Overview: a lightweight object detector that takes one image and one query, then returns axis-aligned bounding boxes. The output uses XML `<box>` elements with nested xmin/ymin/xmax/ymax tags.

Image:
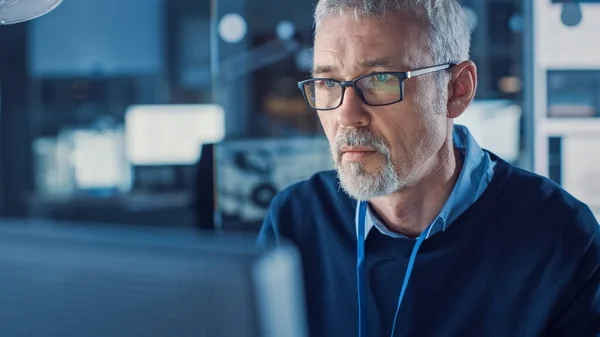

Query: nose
<box><xmin>336</xmin><ymin>86</ymin><xmax>370</xmax><ymax>128</ymax></box>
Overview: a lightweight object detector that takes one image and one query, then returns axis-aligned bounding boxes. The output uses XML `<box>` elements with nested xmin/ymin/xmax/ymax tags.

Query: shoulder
<box><xmin>264</xmin><ymin>170</ymin><xmax>356</xmax><ymax>241</ymax></box>
<box><xmin>272</xmin><ymin>170</ymin><xmax>340</xmax><ymax>205</ymax></box>
<box><xmin>490</xmin><ymin>154</ymin><xmax>599</xmax><ymax>246</ymax></box>
<box><xmin>270</xmin><ymin>170</ymin><xmax>353</xmax><ymax>217</ymax></box>
<box><xmin>502</xmin><ymin>159</ymin><xmax>595</xmax><ymax>221</ymax></box>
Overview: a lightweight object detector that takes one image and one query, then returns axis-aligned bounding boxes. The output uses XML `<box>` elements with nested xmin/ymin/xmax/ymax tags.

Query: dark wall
<box><xmin>0</xmin><ymin>23</ymin><xmax>33</xmax><ymax>217</ymax></box>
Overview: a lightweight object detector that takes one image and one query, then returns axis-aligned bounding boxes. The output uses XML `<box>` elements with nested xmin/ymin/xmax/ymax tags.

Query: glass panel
<box><xmin>547</xmin><ymin>70</ymin><xmax>600</xmax><ymax>118</ymax></box>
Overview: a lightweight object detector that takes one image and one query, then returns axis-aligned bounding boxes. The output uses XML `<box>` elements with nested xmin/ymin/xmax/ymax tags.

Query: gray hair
<box><xmin>314</xmin><ymin>0</ymin><xmax>470</xmax><ymax>67</ymax></box>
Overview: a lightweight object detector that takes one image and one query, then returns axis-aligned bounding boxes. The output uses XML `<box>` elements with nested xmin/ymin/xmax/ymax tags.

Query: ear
<box><xmin>446</xmin><ymin>60</ymin><xmax>477</xmax><ymax>119</ymax></box>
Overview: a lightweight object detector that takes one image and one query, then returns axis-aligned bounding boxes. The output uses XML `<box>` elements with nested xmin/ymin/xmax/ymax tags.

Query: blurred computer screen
<box><xmin>0</xmin><ymin>219</ymin><xmax>307</xmax><ymax>337</ymax></box>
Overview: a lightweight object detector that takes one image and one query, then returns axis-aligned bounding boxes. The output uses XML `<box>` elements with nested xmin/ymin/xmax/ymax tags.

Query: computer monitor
<box><xmin>0</xmin><ymin>218</ymin><xmax>307</xmax><ymax>337</ymax></box>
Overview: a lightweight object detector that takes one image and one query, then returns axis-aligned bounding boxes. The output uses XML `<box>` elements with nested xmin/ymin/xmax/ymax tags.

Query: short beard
<box><xmin>332</xmin><ymin>128</ymin><xmax>400</xmax><ymax>201</ymax></box>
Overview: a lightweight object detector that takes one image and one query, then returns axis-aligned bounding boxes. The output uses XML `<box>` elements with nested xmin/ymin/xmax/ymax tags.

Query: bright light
<box><xmin>219</xmin><ymin>13</ymin><xmax>247</xmax><ymax>44</ymax></box>
<box><xmin>70</xmin><ymin>129</ymin><xmax>125</xmax><ymax>189</ymax></box>
<box><xmin>276</xmin><ymin>21</ymin><xmax>295</xmax><ymax>40</ymax></box>
<box><xmin>125</xmin><ymin>104</ymin><xmax>225</xmax><ymax>166</ymax></box>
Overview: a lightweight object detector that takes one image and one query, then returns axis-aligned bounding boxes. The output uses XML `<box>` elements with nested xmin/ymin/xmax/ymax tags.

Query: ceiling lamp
<box><xmin>0</xmin><ymin>0</ymin><xmax>62</xmax><ymax>25</ymax></box>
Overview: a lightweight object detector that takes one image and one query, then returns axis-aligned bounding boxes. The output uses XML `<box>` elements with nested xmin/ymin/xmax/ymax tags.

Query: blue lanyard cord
<box><xmin>356</xmin><ymin>201</ymin><xmax>368</xmax><ymax>337</ymax></box>
<box><xmin>356</xmin><ymin>201</ymin><xmax>431</xmax><ymax>337</ymax></box>
<box><xmin>389</xmin><ymin>228</ymin><xmax>428</xmax><ymax>337</ymax></box>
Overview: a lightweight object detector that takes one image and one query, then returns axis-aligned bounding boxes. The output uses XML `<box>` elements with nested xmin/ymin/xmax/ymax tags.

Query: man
<box><xmin>258</xmin><ymin>0</ymin><xmax>600</xmax><ymax>336</ymax></box>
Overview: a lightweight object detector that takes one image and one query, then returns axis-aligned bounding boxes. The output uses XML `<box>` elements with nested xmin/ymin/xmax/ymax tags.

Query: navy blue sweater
<box><xmin>258</xmin><ymin>156</ymin><xmax>600</xmax><ymax>337</ymax></box>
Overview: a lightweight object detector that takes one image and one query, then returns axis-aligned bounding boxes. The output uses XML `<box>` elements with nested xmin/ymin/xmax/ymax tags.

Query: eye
<box><xmin>375</xmin><ymin>74</ymin><xmax>389</xmax><ymax>82</ymax></box>
<box><xmin>324</xmin><ymin>79</ymin><xmax>337</xmax><ymax>88</ymax></box>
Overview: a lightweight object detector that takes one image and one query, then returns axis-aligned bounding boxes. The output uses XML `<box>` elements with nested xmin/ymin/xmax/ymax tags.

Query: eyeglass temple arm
<box><xmin>406</xmin><ymin>64</ymin><xmax>453</xmax><ymax>79</ymax></box>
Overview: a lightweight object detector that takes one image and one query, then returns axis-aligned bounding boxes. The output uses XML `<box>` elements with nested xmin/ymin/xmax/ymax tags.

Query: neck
<box><xmin>368</xmin><ymin>138</ymin><xmax>463</xmax><ymax>239</ymax></box>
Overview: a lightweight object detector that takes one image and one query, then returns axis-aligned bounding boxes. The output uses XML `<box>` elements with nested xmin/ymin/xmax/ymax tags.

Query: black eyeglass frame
<box><xmin>297</xmin><ymin>63</ymin><xmax>454</xmax><ymax>111</ymax></box>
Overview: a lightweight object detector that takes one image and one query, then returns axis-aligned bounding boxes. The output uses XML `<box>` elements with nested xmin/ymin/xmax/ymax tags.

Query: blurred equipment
<box><xmin>125</xmin><ymin>104</ymin><xmax>224</xmax><ymax>195</ymax></box>
<box><xmin>216</xmin><ymin>137</ymin><xmax>333</xmax><ymax>231</ymax></box>
<box><xmin>32</xmin><ymin>126</ymin><xmax>129</xmax><ymax>199</ymax></box>
<box><xmin>0</xmin><ymin>0</ymin><xmax>62</xmax><ymax>25</ymax></box>
<box><xmin>193</xmin><ymin>143</ymin><xmax>216</xmax><ymax>230</ymax></box>
<box><xmin>0</xmin><ymin>218</ymin><xmax>308</xmax><ymax>337</ymax></box>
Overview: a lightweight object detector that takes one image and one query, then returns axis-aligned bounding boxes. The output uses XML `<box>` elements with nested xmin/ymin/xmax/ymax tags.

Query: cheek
<box><xmin>406</xmin><ymin>116</ymin><xmax>448</xmax><ymax>169</ymax></box>
<box><xmin>373</xmin><ymin>108</ymin><xmax>415</xmax><ymax>151</ymax></box>
<box><xmin>377</xmin><ymin>107</ymin><xmax>443</xmax><ymax>165</ymax></box>
<box><xmin>318</xmin><ymin>112</ymin><xmax>337</xmax><ymax>143</ymax></box>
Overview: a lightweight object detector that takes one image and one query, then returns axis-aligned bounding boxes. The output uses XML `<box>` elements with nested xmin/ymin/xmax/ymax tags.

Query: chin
<box><xmin>339</xmin><ymin>160</ymin><xmax>380</xmax><ymax>175</ymax></box>
<box><xmin>336</xmin><ymin>163</ymin><xmax>401</xmax><ymax>201</ymax></box>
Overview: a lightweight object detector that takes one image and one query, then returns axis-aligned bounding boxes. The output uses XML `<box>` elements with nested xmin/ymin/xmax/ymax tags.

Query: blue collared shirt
<box><xmin>362</xmin><ymin>124</ymin><xmax>495</xmax><ymax>240</ymax></box>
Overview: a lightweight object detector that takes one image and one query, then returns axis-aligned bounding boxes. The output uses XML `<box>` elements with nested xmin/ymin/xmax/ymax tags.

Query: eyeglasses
<box><xmin>297</xmin><ymin>63</ymin><xmax>453</xmax><ymax>111</ymax></box>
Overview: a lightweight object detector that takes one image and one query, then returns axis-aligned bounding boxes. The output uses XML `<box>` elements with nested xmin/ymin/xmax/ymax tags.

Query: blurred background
<box><xmin>0</xmin><ymin>0</ymin><xmax>598</xmax><ymax>234</ymax></box>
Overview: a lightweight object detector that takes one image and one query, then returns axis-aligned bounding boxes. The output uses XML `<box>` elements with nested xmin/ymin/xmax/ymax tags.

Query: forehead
<box><xmin>313</xmin><ymin>12</ymin><xmax>430</xmax><ymax>74</ymax></box>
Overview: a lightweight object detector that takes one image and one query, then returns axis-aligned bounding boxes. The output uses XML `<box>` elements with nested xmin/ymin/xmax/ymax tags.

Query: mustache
<box><xmin>332</xmin><ymin>128</ymin><xmax>390</xmax><ymax>159</ymax></box>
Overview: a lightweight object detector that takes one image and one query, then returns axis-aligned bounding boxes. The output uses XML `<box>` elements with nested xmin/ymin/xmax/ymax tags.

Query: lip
<box><xmin>340</xmin><ymin>147</ymin><xmax>377</xmax><ymax>161</ymax></box>
<box><xmin>340</xmin><ymin>146</ymin><xmax>376</xmax><ymax>153</ymax></box>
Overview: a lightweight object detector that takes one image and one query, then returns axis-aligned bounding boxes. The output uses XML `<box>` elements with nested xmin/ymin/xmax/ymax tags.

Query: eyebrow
<box><xmin>312</xmin><ymin>57</ymin><xmax>395</xmax><ymax>78</ymax></box>
<box><xmin>312</xmin><ymin>65</ymin><xmax>335</xmax><ymax>77</ymax></box>
<box><xmin>358</xmin><ymin>57</ymin><xmax>393</xmax><ymax>68</ymax></box>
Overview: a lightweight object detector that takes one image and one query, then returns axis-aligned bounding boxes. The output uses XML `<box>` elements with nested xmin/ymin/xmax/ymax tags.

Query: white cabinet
<box><xmin>533</xmin><ymin>0</ymin><xmax>600</xmax><ymax>219</ymax></box>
